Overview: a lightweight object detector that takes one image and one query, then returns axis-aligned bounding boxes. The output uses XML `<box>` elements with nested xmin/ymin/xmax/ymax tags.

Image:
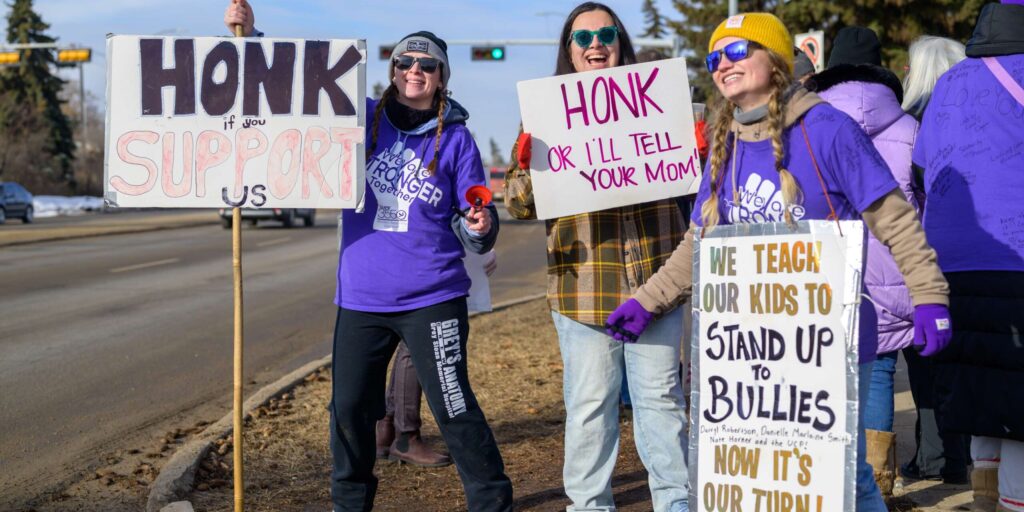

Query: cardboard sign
<box><xmin>690</xmin><ymin>221</ymin><xmax>863</xmax><ymax>511</ymax></box>
<box><xmin>104</xmin><ymin>35</ymin><xmax>367</xmax><ymax>209</ymax></box>
<box><xmin>516</xmin><ymin>58</ymin><xmax>701</xmax><ymax>219</ymax></box>
<box><xmin>795</xmin><ymin>31</ymin><xmax>825</xmax><ymax>73</ymax></box>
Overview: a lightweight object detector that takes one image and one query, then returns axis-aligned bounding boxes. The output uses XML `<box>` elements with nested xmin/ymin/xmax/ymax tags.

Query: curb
<box><xmin>0</xmin><ymin>216</ymin><xmax>216</xmax><ymax>248</ymax></box>
<box><xmin>146</xmin><ymin>292</ymin><xmax>547</xmax><ymax>511</ymax></box>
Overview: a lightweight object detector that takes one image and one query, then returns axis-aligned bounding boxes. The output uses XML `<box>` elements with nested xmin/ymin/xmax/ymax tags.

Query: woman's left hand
<box><xmin>913</xmin><ymin>304</ymin><xmax>953</xmax><ymax>356</ymax></box>
<box><xmin>465</xmin><ymin>207</ymin><xmax>491</xmax><ymax>235</ymax></box>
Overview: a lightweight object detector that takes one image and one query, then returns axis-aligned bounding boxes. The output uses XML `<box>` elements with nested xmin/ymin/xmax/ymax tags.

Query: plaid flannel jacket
<box><xmin>504</xmin><ymin>138</ymin><xmax>687</xmax><ymax>326</ymax></box>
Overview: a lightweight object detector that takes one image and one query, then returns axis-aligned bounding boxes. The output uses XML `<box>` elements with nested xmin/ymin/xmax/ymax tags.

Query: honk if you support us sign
<box><xmin>104</xmin><ymin>35</ymin><xmax>366</xmax><ymax>209</ymax></box>
<box><xmin>516</xmin><ymin>58</ymin><xmax>700</xmax><ymax>219</ymax></box>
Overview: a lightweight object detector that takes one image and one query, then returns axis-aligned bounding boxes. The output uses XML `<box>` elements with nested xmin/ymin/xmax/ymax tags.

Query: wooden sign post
<box><xmin>103</xmin><ymin>32</ymin><xmax>367</xmax><ymax>511</ymax></box>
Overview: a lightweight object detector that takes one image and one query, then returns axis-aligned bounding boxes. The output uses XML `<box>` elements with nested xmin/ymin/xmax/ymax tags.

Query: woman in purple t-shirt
<box><xmin>606</xmin><ymin>12</ymin><xmax>952</xmax><ymax>512</ymax></box>
<box><xmin>224</xmin><ymin>2</ymin><xmax>512</xmax><ymax>510</ymax></box>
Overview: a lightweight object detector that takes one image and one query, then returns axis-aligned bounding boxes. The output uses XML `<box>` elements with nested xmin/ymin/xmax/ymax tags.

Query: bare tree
<box><xmin>60</xmin><ymin>78</ymin><xmax>105</xmax><ymax>195</ymax></box>
<box><xmin>0</xmin><ymin>91</ymin><xmax>55</xmax><ymax>192</ymax></box>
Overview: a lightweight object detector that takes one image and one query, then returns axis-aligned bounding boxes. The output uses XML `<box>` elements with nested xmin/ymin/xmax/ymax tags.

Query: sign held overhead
<box><xmin>516</xmin><ymin>58</ymin><xmax>701</xmax><ymax>219</ymax></box>
<box><xmin>105</xmin><ymin>35</ymin><xmax>367</xmax><ymax>210</ymax></box>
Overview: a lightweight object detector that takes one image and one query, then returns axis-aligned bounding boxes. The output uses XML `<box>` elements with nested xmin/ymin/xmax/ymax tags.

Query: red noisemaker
<box><xmin>453</xmin><ymin>185</ymin><xmax>492</xmax><ymax>218</ymax></box>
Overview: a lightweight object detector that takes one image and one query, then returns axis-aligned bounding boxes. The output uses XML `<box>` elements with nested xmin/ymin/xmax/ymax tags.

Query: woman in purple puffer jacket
<box><xmin>808</xmin><ymin>26</ymin><xmax>926</xmax><ymax>496</ymax></box>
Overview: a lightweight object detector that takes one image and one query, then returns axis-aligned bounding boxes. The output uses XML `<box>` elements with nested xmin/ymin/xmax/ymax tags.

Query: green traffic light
<box><xmin>491</xmin><ymin>47</ymin><xmax>504</xmax><ymax>60</ymax></box>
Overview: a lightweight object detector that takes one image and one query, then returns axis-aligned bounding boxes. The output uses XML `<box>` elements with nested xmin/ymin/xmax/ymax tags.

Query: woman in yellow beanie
<box><xmin>607</xmin><ymin>12</ymin><xmax>953</xmax><ymax>512</ymax></box>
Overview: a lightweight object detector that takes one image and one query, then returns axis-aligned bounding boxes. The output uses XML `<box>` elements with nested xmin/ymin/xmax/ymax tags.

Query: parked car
<box><xmin>218</xmin><ymin>207</ymin><xmax>316</xmax><ymax>229</ymax></box>
<box><xmin>0</xmin><ymin>181</ymin><xmax>34</xmax><ymax>224</ymax></box>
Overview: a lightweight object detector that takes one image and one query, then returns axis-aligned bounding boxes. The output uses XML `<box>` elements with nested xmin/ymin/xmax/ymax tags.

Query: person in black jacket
<box><xmin>912</xmin><ymin>1</ymin><xmax>1024</xmax><ymax>509</ymax></box>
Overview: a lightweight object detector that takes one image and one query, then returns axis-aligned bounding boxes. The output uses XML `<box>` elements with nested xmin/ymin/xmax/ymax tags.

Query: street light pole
<box><xmin>79</xmin><ymin>62</ymin><xmax>86</xmax><ymax>147</ymax></box>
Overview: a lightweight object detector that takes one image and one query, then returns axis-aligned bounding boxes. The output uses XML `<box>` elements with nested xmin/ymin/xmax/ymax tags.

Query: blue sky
<box><xmin>8</xmin><ymin>0</ymin><xmax>675</xmax><ymax>164</ymax></box>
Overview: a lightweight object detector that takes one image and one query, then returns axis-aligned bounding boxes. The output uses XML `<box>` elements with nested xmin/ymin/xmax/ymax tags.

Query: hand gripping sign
<box><xmin>104</xmin><ymin>35</ymin><xmax>367</xmax><ymax>209</ymax></box>
<box><xmin>689</xmin><ymin>221</ymin><xmax>864</xmax><ymax>511</ymax></box>
<box><xmin>516</xmin><ymin>58</ymin><xmax>701</xmax><ymax>219</ymax></box>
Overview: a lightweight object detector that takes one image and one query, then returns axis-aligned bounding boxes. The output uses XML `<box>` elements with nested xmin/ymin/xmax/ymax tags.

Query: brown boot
<box><xmin>375</xmin><ymin>416</ymin><xmax>395</xmax><ymax>460</ymax></box>
<box><xmin>865</xmin><ymin>429</ymin><xmax>896</xmax><ymax>497</ymax></box>
<box><xmin>971</xmin><ymin>467</ymin><xmax>999</xmax><ymax>512</ymax></box>
<box><xmin>388</xmin><ymin>431</ymin><xmax>452</xmax><ymax>467</ymax></box>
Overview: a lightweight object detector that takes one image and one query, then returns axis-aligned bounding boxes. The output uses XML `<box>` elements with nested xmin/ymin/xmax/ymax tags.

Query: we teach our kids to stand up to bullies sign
<box><xmin>691</xmin><ymin>221</ymin><xmax>864</xmax><ymax>512</ymax></box>
<box><xmin>517</xmin><ymin>58</ymin><xmax>700</xmax><ymax>219</ymax></box>
<box><xmin>104</xmin><ymin>36</ymin><xmax>366</xmax><ymax>209</ymax></box>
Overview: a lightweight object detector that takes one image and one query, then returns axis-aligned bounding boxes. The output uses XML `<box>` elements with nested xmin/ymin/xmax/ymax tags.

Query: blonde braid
<box><xmin>368</xmin><ymin>84</ymin><xmax>397</xmax><ymax>155</ymax></box>
<box><xmin>764</xmin><ymin>52</ymin><xmax>802</xmax><ymax>225</ymax></box>
<box><xmin>701</xmin><ymin>98</ymin><xmax>736</xmax><ymax>229</ymax></box>
<box><xmin>426</xmin><ymin>91</ymin><xmax>446</xmax><ymax>176</ymax></box>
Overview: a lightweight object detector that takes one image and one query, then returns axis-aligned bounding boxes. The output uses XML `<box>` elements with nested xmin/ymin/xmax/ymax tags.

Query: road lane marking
<box><xmin>109</xmin><ymin>258</ymin><xmax>181</xmax><ymax>274</ymax></box>
<box><xmin>257</xmin><ymin>237</ymin><xmax>292</xmax><ymax>248</ymax></box>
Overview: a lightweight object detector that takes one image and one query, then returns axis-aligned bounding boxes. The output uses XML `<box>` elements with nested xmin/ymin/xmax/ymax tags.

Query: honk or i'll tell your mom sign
<box><xmin>516</xmin><ymin>58</ymin><xmax>700</xmax><ymax>219</ymax></box>
<box><xmin>104</xmin><ymin>36</ymin><xmax>366</xmax><ymax>209</ymax></box>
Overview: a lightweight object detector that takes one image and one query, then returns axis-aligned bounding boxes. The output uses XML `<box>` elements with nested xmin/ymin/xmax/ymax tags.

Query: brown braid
<box><xmin>764</xmin><ymin>51</ymin><xmax>803</xmax><ymax>225</ymax></box>
<box><xmin>368</xmin><ymin>84</ymin><xmax>397</xmax><ymax>155</ymax></box>
<box><xmin>426</xmin><ymin>90</ymin><xmax>446</xmax><ymax>176</ymax></box>
<box><xmin>700</xmin><ymin>96</ymin><xmax>736</xmax><ymax>229</ymax></box>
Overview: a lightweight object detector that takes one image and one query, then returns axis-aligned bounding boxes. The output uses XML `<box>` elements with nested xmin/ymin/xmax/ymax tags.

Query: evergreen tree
<box><xmin>489</xmin><ymin>138</ymin><xmax>504</xmax><ymax>167</ymax></box>
<box><xmin>1</xmin><ymin>0</ymin><xmax>75</xmax><ymax>187</ymax></box>
<box><xmin>670</xmin><ymin>0</ymin><xmax>986</xmax><ymax>100</ymax></box>
<box><xmin>642</xmin><ymin>0</ymin><xmax>668</xmax><ymax>39</ymax></box>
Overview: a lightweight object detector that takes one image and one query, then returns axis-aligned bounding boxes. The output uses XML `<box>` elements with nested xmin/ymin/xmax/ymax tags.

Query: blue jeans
<box><xmin>552</xmin><ymin>308</ymin><xmax>689</xmax><ymax>512</ymax></box>
<box><xmin>857</xmin><ymin>362</ymin><xmax>887</xmax><ymax>512</ymax></box>
<box><xmin>864</xmin><ymin>351</ymin><xmax>898</xmax><ymax>432</ymax></box>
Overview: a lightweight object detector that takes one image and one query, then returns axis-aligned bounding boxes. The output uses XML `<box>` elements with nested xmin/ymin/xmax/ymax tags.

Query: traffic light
<box><xmin>379</xmin><ymin>45</ymin><xmax>394</xmax><ymax>60</ymax></box>
<box><xmin>471</xmin><ymin>46</ymin><xmax>505</xmax><ymax>61</ymax></box>
<box><xmin>56</xmin><ymin>48</ymin><xmax>91</xmax><ymax>63</ymax></box>
<box><xmin>0</xmin><ymin>51</ymin><xmax>20</xmax><ymax>65</ymax></box>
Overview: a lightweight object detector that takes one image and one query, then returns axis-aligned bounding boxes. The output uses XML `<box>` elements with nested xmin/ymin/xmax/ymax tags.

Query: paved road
<box><xmin>0</xmin><ymin>209</ymin><xmax>547</xmax><ymax>506</ymax></box>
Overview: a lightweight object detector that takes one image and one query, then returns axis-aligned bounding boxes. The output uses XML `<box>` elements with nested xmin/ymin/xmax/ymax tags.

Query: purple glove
<box><xmin>605</xmin><ymin>299</ymin><xmax>654</xmax><ymax>343</ymax></box>
<box><xmin>913</xmin><ymin>304</ymin><xmax>953</xmax><ymax>357</ymax></box>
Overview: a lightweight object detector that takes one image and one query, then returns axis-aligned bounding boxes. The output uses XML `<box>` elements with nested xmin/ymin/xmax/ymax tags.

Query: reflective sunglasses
<box><xmin>705</xmin><ymin>39</ymin><xmax>762</xmax><ymax>73</ymax></box>
<box><xmin>569</xmin><ymin>25</ymin><xmax>619</xmax><ymax>48</ymax></box>
<box><xmin>393</xmin><ymin>55</ymin><xmax>440</xmax><ymax>74</ymax></box>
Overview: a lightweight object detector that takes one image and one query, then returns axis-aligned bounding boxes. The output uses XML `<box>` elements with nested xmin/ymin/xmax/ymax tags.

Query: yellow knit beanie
<box><xmin>708</xmin><ymin>13</ymin><xmax>794</xmax><ymax>73</ymax></box>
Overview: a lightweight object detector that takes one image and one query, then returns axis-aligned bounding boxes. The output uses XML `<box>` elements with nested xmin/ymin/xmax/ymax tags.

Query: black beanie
<box><xmin>827</xmin><ymin>26</ymin><xmax>881</xmax><ymax>68</ymax></box>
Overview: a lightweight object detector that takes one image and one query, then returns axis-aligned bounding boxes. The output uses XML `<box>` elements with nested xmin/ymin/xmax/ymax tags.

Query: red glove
<box><xmin>694</xmin><ymin>119</ymin><xmax>709</xmax><ymax>160</ymax></box>
<box><xmin>516</xmin><ymin>132</ymin><xmax>532</xmax><ymax>170</ymax></box>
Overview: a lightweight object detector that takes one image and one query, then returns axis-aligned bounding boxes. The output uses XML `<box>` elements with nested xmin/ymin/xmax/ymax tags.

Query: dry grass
<box><xmin>189</xmin><ymin>299</ymin><xmax>651</xmax><ymax>512</ymax></box>
<box><xmin>184</xmin><ymin>298</ymin><xmax>942</xmax><ymax>511</ymax></box>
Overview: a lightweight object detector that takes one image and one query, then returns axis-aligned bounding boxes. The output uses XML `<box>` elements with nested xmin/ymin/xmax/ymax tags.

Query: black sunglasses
<box><xmin>569</xmin><ymin>25</ymin><xmax>619</xmax><ymax>48</ymax></box>
<box><xmin>393</xmin><ymin>55</ymin><xmax>440</xmax><ymax>74</ymax></box>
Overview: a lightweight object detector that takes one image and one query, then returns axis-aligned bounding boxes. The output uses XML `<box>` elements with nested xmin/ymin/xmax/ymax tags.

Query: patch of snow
<box><xmin>32</xmin><ymin>196</ymin><xmax>105</xmax><ymax>218</ymax></box>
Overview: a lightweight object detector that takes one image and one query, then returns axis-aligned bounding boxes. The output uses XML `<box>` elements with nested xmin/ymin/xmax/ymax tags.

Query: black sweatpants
<box><xmin>329</xmin><ymin>297</ymin><xmax>512</xmax><ymax>511</ymax></box>
<box><xmin>902</xmin><ymin>346</ymin><xmax>969</xmax><ymax>479</ymax></box>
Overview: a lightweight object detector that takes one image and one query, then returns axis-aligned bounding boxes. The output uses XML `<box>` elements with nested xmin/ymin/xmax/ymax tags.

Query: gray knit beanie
<box><xmin>390</xmin><ymin>31</ymin><xmax>450</xmax><ymax>87</ymax></box>
<box><xmin>793</xmin><ymin>49</ymin><xmax>815</xmax><ymax>78</ymax></box>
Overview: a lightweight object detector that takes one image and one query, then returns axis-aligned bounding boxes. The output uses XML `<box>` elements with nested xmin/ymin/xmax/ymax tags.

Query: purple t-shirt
<box><xmin>335</xmin><ymin>98</ymin><xmax>487</xmax><ymax>312</ymax></box>
<box><xmin>913</xmin><ymin>55</ymin><xmax>1024</xmax><ymax>273</ymax></box>
<box><xmin>691</xmin><ymin>103</ymin><xmax>898</xmax><ymax>363</ymax></box>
